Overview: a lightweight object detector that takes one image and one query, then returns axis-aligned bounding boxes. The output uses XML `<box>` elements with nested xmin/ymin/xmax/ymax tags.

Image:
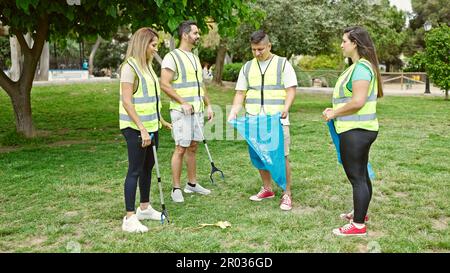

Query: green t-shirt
<box><xmin>346</xmin><ymin>62</ymin><xmax>373</xmax><ymax>91</ymax></box>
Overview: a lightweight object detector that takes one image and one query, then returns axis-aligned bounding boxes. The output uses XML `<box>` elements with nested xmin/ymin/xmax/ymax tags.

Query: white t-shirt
<box><xmin>161</xmin><ymin>49</ymin><xmax>199</xmax><ymax>79</ymax></box>
<box><xmin>120</xmin><ymin>63</ymin><xmax>136</xmax><ymax>84</ymax></box>
<box><xmin>235</xmin><ymin>57</ymin><xmax>298</xmax><ymax>125</ymax></box>
<box><xmin>120</xmin><ymin>63</ymin><xmax>139</xmax><ymax>93</ymax></box>
<box><xmin>120</xmin><ymin>62</ymin><xmax>158</xmax><ymax>92</ymax></box>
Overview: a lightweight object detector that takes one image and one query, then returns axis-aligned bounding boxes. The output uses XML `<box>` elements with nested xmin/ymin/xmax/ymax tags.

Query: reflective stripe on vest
<box><xmin>245</xmin><ymin>98</ymin><xmax>285</xmax><ymax>105</ymax></box>
<box><xmin>119</xmin><ymin>57</ymin><xmax>161</xmax><ymax>132</ymax></box>
<box><xmin>244</xmin><ymin>55</ymin><xmax>286</xmax><ymax>115</ymax></box>
<box><xmin>333</xmin><ymin>93</ymin><xmax>377</xmax><ymax>104</ymax></box>
<box><xmin>332</xmin><ymin>59</ymin><xmax>378</xmax><ymax>134</ymax></box>
<box><xmin>119</xmin><ymin>113</ymin><xmax>158</xmax><ymax>122</ymax></box>
<box><xmin>120</xmin><ymin>95</ymin><xmax>157</xmax><ymax>104</ymax></box>
<box><xmin>169</xmin><ymin>49</ymin><xmax>205</xmax><ymax>113</ymax></box>
<box><xmin>183</xmin><ymin>96</ymin><xmax>204</xmax><ymax>102</ymax></box>
<box><xmin>336</xmin><ymin>113</ymin><xmax>377</xmax><ymax>121</ymax></box>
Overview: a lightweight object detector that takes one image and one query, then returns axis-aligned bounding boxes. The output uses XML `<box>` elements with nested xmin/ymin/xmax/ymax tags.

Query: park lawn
<box><xmin>0</xmin><ymin>82</ymin><xmax>449</xmax><ymax>253</ymax></box>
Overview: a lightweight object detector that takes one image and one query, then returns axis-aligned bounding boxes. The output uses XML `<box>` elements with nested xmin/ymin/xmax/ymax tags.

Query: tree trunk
<box><xmin>154</xmin><ymin>52</ymin><xmax>162</xmax><ymax>65</ymax></box>
<box><xmin>88</xmin><ymin>36</ymin><xmax>102</xmax><ymax>76</ymax></box>
<box><xmin>0</xmin><ymin>15</ymin><xmax>49</xmax><ymax>138</ymax></box>
<box><xmin>169</xmin><ymin>37</ymin><xmax>175</xmax><ymax>51</ymax></box>
<box><xmin>224</xmin><ymin>52</ymin><xmax>232</xmax><ymax>65</ymax></box>
<box><xmin>446</xmin><ymin>90</ymin><xmax>449</xmax><ymax>100</ymax></box>
<box><xmin>213</xmin><ymin>39</ymin><xmax>227</xmax><ymax>85</ymax></box>
<box><xmin>385</xmin><ymin>62</ymin><xmax>391</xmax><ymax>72</ymax></box>
<box><xmin>0</xmin><ymin>65</ymin><xmax>37</xmax><ymax>137</ymax></box>
<box><xmin>9</xmin><ymin>36</ymin><xmax>21</xmax><ymax>81</ymax></box>
<box><xmin>10</xmin><ymin>88</ymin><xmax>35</xmax><ymax>137</ymax></box>
<box><xmin>0</xmin><ymin>24</ymin><xmax>8</xmax><ymax>36</ymax></box>
<box><xmin>35</xmin><ymin>41</ymin><xmax>49</xmax><ymax>81</ymax></box>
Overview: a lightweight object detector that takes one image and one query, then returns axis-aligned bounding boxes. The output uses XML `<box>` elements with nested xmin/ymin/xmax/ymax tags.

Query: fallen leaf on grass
<box><xmin>198</xmin><ymin>221</ymin><xmax>232</xmax><ymax>229</ymax></box>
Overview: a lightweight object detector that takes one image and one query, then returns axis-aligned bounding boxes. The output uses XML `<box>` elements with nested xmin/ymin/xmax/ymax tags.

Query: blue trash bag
<box><xmin>327</xmin><ymin>120</ymin><xmax>376</xmax><ymax>180</ymax></box>
<box><xmin>229</xmin><ymin>113</ymin><xmax>287</xmax><ymax>191</ymax></box>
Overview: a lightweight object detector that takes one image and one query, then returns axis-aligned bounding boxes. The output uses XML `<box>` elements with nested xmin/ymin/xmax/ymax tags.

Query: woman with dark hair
<box><xmin>323</xmin><ymin>26</ymin><xmax>383</xmax><ymax>236</ymax></box>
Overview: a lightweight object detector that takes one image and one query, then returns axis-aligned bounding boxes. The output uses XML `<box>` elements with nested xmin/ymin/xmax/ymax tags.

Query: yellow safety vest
<box><xmin>243</xmin><ymin>55</ymin><xmax>287</xmax><ymax>115</ymax></box>
<box><xmin>332</xmin><ymin>58</ymin><xmax>378</xmax><ymax>134</ymax></box>
<box><xmin>168</xmin><ymin>49</ymin><xmax>205</xmax><ymax>113</ymax></box>
<box><xmin>119</xmin><ymin>57</ymin><xmax>161</xmax><ymax>132</ymax></box>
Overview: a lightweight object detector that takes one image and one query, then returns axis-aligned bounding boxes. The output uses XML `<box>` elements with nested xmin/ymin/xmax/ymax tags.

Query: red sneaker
<box><xmin>340</xmin><ymin>211</ymin><xmax>369</xmax><ymax>222</ymax></box>
<box><xmin>279</xmin><ymin>194</ymin><xmax>292</xmax><ymax>211</ymax></box>
<box><xmin>333</xmin><ymin>222</ymin><xmax>367</xmax><ymax>237</ymax></box>
<box><xmin>249</xmin><ymin>187</ymin><xmax>275</xmax><ymax>201</ymax></box>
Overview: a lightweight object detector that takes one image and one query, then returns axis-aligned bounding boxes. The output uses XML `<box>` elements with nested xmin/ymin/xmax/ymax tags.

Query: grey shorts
<box><xmin>170</xmin><ymin>110</ymin><xmax>204</xmax><ymax>147</ymax></box>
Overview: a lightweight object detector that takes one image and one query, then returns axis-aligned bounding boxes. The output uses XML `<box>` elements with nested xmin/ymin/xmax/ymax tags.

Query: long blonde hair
<box><xmin>125</xmin><ymin>27</ymin><xmax>159</xmax><ymax>74</ymax></box>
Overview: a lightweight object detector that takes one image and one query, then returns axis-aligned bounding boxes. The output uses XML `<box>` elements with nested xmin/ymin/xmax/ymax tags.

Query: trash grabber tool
<box><xmin>193</xmin><ymin>113</ymin><xmax>224</xmax><ymax>184</ymax></box>
<box><xmin>150</xmin><ymin>133</ymin><xmax>170</xmax><ymax>224</ymax></box>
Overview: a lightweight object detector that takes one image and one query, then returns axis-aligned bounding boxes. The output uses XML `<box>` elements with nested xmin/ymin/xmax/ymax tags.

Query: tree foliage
<box><xmin>94</xmin><ymin>41</ymin><xmax>124</xmax><ymax>75</ymax></box>
<box><xmin>94</xmin><ymin>27</ymin><xmax>130</xmax><ymax>74</ymax></box>
<box><xmin>325</xmin><ymin>0</ymin><xmax>408</xmax><ymax>70</ymax></box>
<box><xmin>1</xmin><ymin>0</ymin><xmax>123</xmax><ymax>41</ymax></box>
<box><xmin>230</xmin><ymin>0</ymin><xmax>343</xmax><ymax>61</ymax></box>
<box><xmin>410</xmin><ymin>0</ymin><xmax>450</xmax><ymax>31</ymax></box>
<box><xmin>228</xmin><ymin>0</ymin><xmax>407</xmax><ymax>69</ymax></box>
<box><xmin>197</xmin><ymin>45</ymin><xmax>217</xmax><ymax>66</ymax></box>
<box><xmin>0</xmin><ymin>0</ymin><xmax>253</xmax><ymax>137</ymax></box>
<box><xmin>424</xmin><ymin>25</ymin><xmax>450</xmax><ymax>98</ymax></box>
<box><xmin>365</xmin><ymin>0</ymin><xmax>408</xmax><ymax>69</ymax></box>
<box><xmin>403</xmin><ymin>51</ymin><xmax>426</xmax><ymax>72</ymax></box>
<box><xmin>298</xmin><ymin>54</ymin><xmax>345</xmax><ymax>71</ymax></box>
<box><xmin>0</xmin><ymin>36</ymin><xmax>11</xmax><ymax>70</ymax></box>
<box><xmin>408</xmin><ymin>0</ymin><xmax>450</xmax><ymax>52</ymax></box>
<box><xmin>222</xmin><ymin>63</ymin><xmax>243</xmax><ymax>82</ymax></box>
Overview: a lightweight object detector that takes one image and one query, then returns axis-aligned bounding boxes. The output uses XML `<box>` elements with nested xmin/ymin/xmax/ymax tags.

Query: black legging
<box><xmin>121</xmin><ymin>128</ymin><xmax>159</xmax><ymax>212</ymax></box>
<box><xmin>340</xmin><ymin>128</ymin><xmax>378</xmax><ymax>224</ymax></box>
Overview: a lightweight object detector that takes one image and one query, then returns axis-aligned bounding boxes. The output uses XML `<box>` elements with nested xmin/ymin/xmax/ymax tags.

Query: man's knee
<box><xmin>174</xmin><ymin>146</ymin><xmax>187</xmax><ymax>156</ymax></box>
<box><xmin>187</xmin><ymin>141</ymin><xmax>198</xmax><ymax>153</ymax></box>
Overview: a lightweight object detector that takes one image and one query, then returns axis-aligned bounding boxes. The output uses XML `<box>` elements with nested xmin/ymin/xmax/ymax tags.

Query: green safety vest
<box><xmin>332</xmin><ymin>58</ymin><xmax>378</xmax><ymax>134</ymax></box>
<box><xmin>168</xmin><ymin>49</ymin><xmax>205</xmax><ymax>113</ymax></box>
<box><xmin>119</xmin><ymin>57</ymin><xmax>161</xmax><ymax>132</ymax></box>
<box><xmin>243</xmin><ymin>55</ymin><xmax>287</xmax><ymax>115</ymax></box>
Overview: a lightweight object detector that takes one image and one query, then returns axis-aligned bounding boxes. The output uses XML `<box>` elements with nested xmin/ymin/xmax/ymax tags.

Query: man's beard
<box><xmin>191</xmin><ymin>38</ymin><xmax>200</xmax><ymax>46</ymax></box>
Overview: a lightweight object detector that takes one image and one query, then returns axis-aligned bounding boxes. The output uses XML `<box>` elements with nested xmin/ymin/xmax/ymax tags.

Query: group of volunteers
<box><xmin>119</xmin><ymin>21</ymin><xmax>382</xmax><ymax>237</ymax></box>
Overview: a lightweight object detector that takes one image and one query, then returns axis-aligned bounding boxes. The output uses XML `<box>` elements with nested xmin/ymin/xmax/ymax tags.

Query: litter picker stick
<box><xmin>150</xmin><ymin>133</ymin><xmax>170</xmax><ymax>224</ymax></box>
<box><xmin>193</xmin><ymin>114</ymin><xmax>224</xmax><ymax>184</ymax></box>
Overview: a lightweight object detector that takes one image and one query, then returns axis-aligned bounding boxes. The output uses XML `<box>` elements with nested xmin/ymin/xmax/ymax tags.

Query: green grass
<box><xmin>0</xmin><ymin>82</ymin><xmax>449</xmax><ymax>253</ymax></box>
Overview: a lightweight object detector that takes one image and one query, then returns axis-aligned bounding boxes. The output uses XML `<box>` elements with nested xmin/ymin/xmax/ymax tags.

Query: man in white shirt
<box><xmin>160</xmin><ymin>21</ymin><xmax>214</xmax><ymax>203</ymax></box>
<box><xmin>227</xmin><ymin>30</ymin><xmax>297</xmax><ymax>211</ymax></box>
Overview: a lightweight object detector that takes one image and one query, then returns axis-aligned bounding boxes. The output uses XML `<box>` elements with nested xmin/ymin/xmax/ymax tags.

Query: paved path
<box><xmin>297</xmin><ymin>83</ymin><xmax>444</xmax><ymax>97</ymax></box>
<box><xmin>32</xmin><ymin>78</ymin><xmax>445</xmax><ymax>97</ymax></box>
<box><xmin>32</xmin><ymin>77</ymin><xmax>117</xmax><ymax>86</ymax></box>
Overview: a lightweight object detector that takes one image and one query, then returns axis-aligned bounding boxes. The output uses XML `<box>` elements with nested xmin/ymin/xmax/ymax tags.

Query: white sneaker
<box><xmin>122</xmin><ymin>214</ymin><xmax>148</xmax><ymax>233</ymax></box>
<box><xmin>136</xmin><ymin>206</ymin><xmax>164</xmax><ymax>221</ymax></box>
<box><xmin>171</xmin><ymin>188</ymin><xmax>184</xmax><ymax>203</ymax></box>
<box><xmin>184</xmin><ymin>183</ymin><xmax>211</xmax><ymax>195</ymax></box>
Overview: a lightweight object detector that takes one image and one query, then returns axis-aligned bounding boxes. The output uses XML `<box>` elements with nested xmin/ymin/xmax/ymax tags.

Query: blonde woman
<box><xmin>119</xmin><ymin>27</ymin><xmax>171</xmax><ymax>233</ymax></box>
